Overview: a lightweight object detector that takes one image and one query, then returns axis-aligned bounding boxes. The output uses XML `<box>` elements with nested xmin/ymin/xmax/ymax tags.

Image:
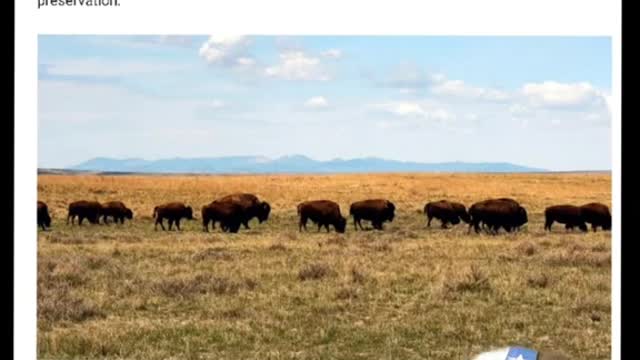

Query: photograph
<box><xmin>34</xmin><ymin>34</ymin><xmax>614</xmax><ymax>359</ymax></box>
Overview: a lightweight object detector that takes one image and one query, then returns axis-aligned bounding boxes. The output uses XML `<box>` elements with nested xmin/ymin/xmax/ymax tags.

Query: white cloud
<box><xmin>210</xmin><ymin>99</ymin><xmax>225</xmax><ymax>109</ymax></box>
<box><xmin>198</xmin><ymin>35</ymin><xmax>252</xmax><ymax>66</ymax></box>
<box><xmin>321</xmin><ymin>49</ymin><xmax>342</xmax><ymax>59</ymax></box>
<box><xmin>521</xmin><ymin>81</ymin><xmax>605</xmax><ymax>109</ymax></box>
<box><xmin>264</xmin><ymin>51</ymin><xmax>330</xmax><ymax>81</ymax></box>
<box><xmin>43</xmin><ymin>58</ymin><xmax>187</xmax><ymax>77</ymax></box>
<box><xmin>431</xmin><ymin>79</ymin><xmax>511</xmax><ymax>102</ymax></box>
<box><xmin>371</xmin><ymin>101</ymin><xmax>454</xmax><ymax>122</ymax></box>
<box><xmin>304</xmin><ymin>96</ymin><xmax>329</xmax><ymax>109</ymax></box>
<box><xmin>509</xmin><ymin>104</ymin><xmax>531</xmax><ymax>116</ymax></box>
<box><xmin>235</xmin><ymin>57</ymin><xmax>256</xmax><ymax>66</ymax></box>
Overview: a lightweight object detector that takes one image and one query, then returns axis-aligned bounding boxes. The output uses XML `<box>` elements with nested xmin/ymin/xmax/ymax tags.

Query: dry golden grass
<box><xmin>37</xmin><ymin>173</ymin><xmax>611</xmax><ymax>360</ymax></box>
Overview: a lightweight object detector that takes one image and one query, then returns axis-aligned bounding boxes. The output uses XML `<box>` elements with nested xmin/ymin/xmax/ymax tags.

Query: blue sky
<box><xmin>38</xmin><ymin>35</ymin><xmax>612</xmax><ymax>170</ymax></box>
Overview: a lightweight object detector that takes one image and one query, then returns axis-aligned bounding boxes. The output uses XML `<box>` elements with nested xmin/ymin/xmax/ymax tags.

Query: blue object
<box><xmin>506</xmin><ymin>347</ymin><xmax>538</xmax><ymax>360</ymax></box>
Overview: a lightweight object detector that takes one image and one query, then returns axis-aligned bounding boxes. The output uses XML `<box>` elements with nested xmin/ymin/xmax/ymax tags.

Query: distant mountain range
<box><xmin>60</xmin><ymin>155</ymin><xmax>548</xmax><ymax>174</ymax></box>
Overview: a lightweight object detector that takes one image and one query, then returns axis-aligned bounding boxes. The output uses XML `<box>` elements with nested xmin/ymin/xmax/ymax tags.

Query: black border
<box><xmin>621</xmin><ymin>0</ymin><xmax>627</xmax><ymax>358</ymax></box>
<box><xmin>8</xmin><ymin>0</ymin><xmax>15</xmax><ymax>358</ymax></box>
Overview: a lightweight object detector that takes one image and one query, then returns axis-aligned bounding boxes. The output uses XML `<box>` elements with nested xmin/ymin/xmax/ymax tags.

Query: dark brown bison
<box><xmin>579</xmin><ymin>202</ymin><xmax>611</xmax><ymax>232</ymax></box>
<box><xmin>468</xmin><ymin>198</ymin><xmax>528</xmax><ymax>234</ymax></box>
<box><xmin>216</xmin><ymin>193</ymin><xmax>271</xmax><ymax>229</ymax></box>
<box><xmin>424</xmin><ymin>200</ymin><xmax>470</xmax><ymax>229</ymax></box>
<box><xmin>349</xmin><ymin>199</ymin><xmax>395</xmax><ymax>230</ymax></box>
<box><xmin>67</xmin><ymin>200</ymin><xmax>103</xmax><ymax>225</ymax></box>
<box><xmin>38</xmin><ymin>201</ymin><xmax>51</xmax><ymax>230</ymax></box>
<box><xmin>544</xmin><ymin>205</ymin><xmax>587</xmax><ymax>232</ymax></box>
<box><xmin>201</xmin><ymin>201</ymin><xmax>244</xmax><ymax>233</ymax></box>
<box><xmin>297</xmin><ymin>200</ymin><xmax>347</xmax><ymax>233</ymax></box>
<box><xmin>153</xmin><ymin>202</ymin><xmax>194</xmax><ymax>231</ymax></box>
<box><xmin>101</xmin><ymin>201</ymin><xmax>133</xmax><ymax>224</ymax></box>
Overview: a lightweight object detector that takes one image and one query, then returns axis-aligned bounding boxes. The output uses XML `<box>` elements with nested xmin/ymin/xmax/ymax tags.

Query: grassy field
<box><xmin>37</xmin><ymin>173</ymin><xmax>612</xmax><ymax>360</ymax></box>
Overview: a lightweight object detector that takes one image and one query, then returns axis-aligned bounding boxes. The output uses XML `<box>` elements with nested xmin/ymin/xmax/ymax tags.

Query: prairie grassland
<box><xmin>37</xmin><ymin>173</ymin><xmax>612</xmax><ymax>360</ymax></box>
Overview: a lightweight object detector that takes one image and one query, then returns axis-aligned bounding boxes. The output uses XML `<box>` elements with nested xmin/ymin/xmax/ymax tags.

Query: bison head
<box><xmin>185</xmin><ymin>206</ymin><xmax>194</xmax><ymax>220</ymax></box>
<box><xmin>42</xmin><ymin>213</ymin><xmax>51</xmax><ymax>227</ymax></box>
<box><xmin>603</xmin><ymin>216</ymin><xmax>612</xmax><ymax>230</ymax></box>
<box><xmin>386</xmin><ymin>201</ymin><xmax>396</xmax><ymax>221</ymax></box>
<box><xmin>125</xmin><ymin>208</ymin><xmax>133</xmax><ymax>220</ymax></box>
<box><xmin>335</xmin><ymin>217</ymin><xmax>347</xmax><ymax>233</ymax></box>
<box><xmin>459</xmin><ymin>212</ymin><xmax>471</xmax><ymax>224</ymax></box>
<box><xmin>257</xmin><ymin>201</ymin><xmax>271</xmax><ymax>223</ymax></box>
<box><xmin>516</xmin><ymin>206</ymin><xmax>528</xmax><ymax>226</ymax></box>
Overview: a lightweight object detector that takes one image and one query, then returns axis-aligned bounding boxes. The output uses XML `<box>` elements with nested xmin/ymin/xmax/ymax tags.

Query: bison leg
<box><xmin>229</xmin><ymin>222</ymin><xmax>241</xmax><ymax>233</ymax></box>
<box><xmin>427</xmin><ymin>216</ymin><xmax>432</xmax><ymax>227</ymax></box>
<box><xmin>353</xmin><ymin>217</ymin><xmax>358</xmax><ymax>231</ymax></box>
<box><xmin>103</xmin><ymin>215</ymin><xmax>109</xmax><ymax>225</ymax></box>
<box><xmin>176</xmin><ymin>219</ymin><xmax>181</xmax><ymax>231</ymax></box>
<box><xmin>78</xmin><ymin>216</ymin><xmax>84</xmax><ymax>225</ymax></box>
<box><xmin>242</xmin><ymin>220</ymin><xmax>250</xmax><ymax>230</ymax></box>
<box><xmin>168</xmin><ymin>219</ymin><xmax>174</xmax><ymax>230</ymax></box>
<box><xmin>544</xmin><ymin>219</ymin><xmax>553</xmax><ymax>231</ymax></box>
<box><xmin>299</xmin><ymin>216</ymin><xmax>307</xmax><ymax>232</ymax></box>
<box><xmin>203</xmin><ymin>219</ymin><xmax>209</xmax><ymax>232</ymax></box>
<box><xmin>579</xmin><ymin>222</ymin><xmax>588</xmax><ymax>232</ymax></box>
<box><xmin>325</xmin><ymin>224</ymin><xmax>331</xmax><ymax>232</ymax></box>
<box><xmin>358</xmin><ymin>219</ymin><xmax>366</xmax><ymax>231</ymax></box>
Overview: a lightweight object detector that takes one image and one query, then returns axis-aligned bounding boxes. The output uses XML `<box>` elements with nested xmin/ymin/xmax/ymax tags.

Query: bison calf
<box><xmin>67</xmin><ymin>200</ymin><xmax>103</xmax><ymax>225</ymax></box>
<box><xmin>424</xmin><ymin>200</ymin><xmax>470</xmax><ymax>229</ymax></box>
<box><xmin>349</xmin><ymin>199</ymin><xmax>395</xmax><ymax>230</ymax></box>
<box><xmin>153</xmin><ymin>202</ymin><xmax>194</xmax><ymax>231</ymax></box>
<box><xmin>201</xmin><ymin>201</ymin><xmax>244</xmax><ymax>233</ymax></box>
<box><xmin>101</xmin><ymin>201</ymin><xmax>134</xmax><ymax>224</ymax></box>
<box><xmin>544</xmin><ymin>205</ymin><xmax>587</xmax><ymax>232</ymax></box>
<box><xmin>38</xmin><ymin>201</ymin><xmax>51</xmax><ymax>230</ymax></box>
<box><xmin>297</xmin><ymin>200</ymin><xmax>347</xmax><ymax>233</ymax></box>
<box><xmin>580</xmin><ymin>202</ymin><xmax>611</xmax><ymax>232</ymax></box>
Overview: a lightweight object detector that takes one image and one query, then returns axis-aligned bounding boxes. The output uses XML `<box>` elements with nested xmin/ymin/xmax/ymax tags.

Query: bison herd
<box><xmin>36</xmin><ymin>194</ymin><xmax>611</xmax><ymax>235</ymax></box>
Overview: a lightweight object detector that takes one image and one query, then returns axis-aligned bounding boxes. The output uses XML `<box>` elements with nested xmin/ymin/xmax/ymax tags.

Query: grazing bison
<box><xmin>217</xmin><ymin>193</ymin><xmax>271</xmax><ymax>229</ymax></box>
<box><xmin>153</xmin><ymin>202</ymin><xmax>194</xmax><ymax>231</ymax></box>
<box><xmin>37</xmin><ymin>201</ymin><xmax>51</xmax><ymax>230</ymax></box>
<box><xmin>544</xmin><ymin>205</ymin><xmax>587</xmax><ymax>232</ymax></box>
<box><xmin>579</xmin><ymin>202</ymin><xmax>611</xmax><ymax>232</ymax></box>
<box><xmin>297</xmin><ymin>200</ymin><xmax>347</xmax><ymax>233</ymax></box>
<box><xmin>350</xmin><ymin>199</ymin><xmax>395</xmax><ymax>230</ymax></box>
<box><xmin>424</xmin><ymin>200</ymin><xmax>470</xmax><ymax>229</ymax></box>
<box><xmin>101</xmin><ymin>201</ymin><xmax>133</xmax><ymax>224</ymax></box>
<box><xmin>67</xmin><ymin>200</ymin><xmax>103</xmax><ymax>225</ymax></box>
<box><xmin>201</xmin><ymin>201</ymin><xmax>244</xmax><ymax>233</ymax></box>
<box><xmin>468</xmin><ymin>198</ymin><xmax>528</xmax><ymax>234</ymax></box>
